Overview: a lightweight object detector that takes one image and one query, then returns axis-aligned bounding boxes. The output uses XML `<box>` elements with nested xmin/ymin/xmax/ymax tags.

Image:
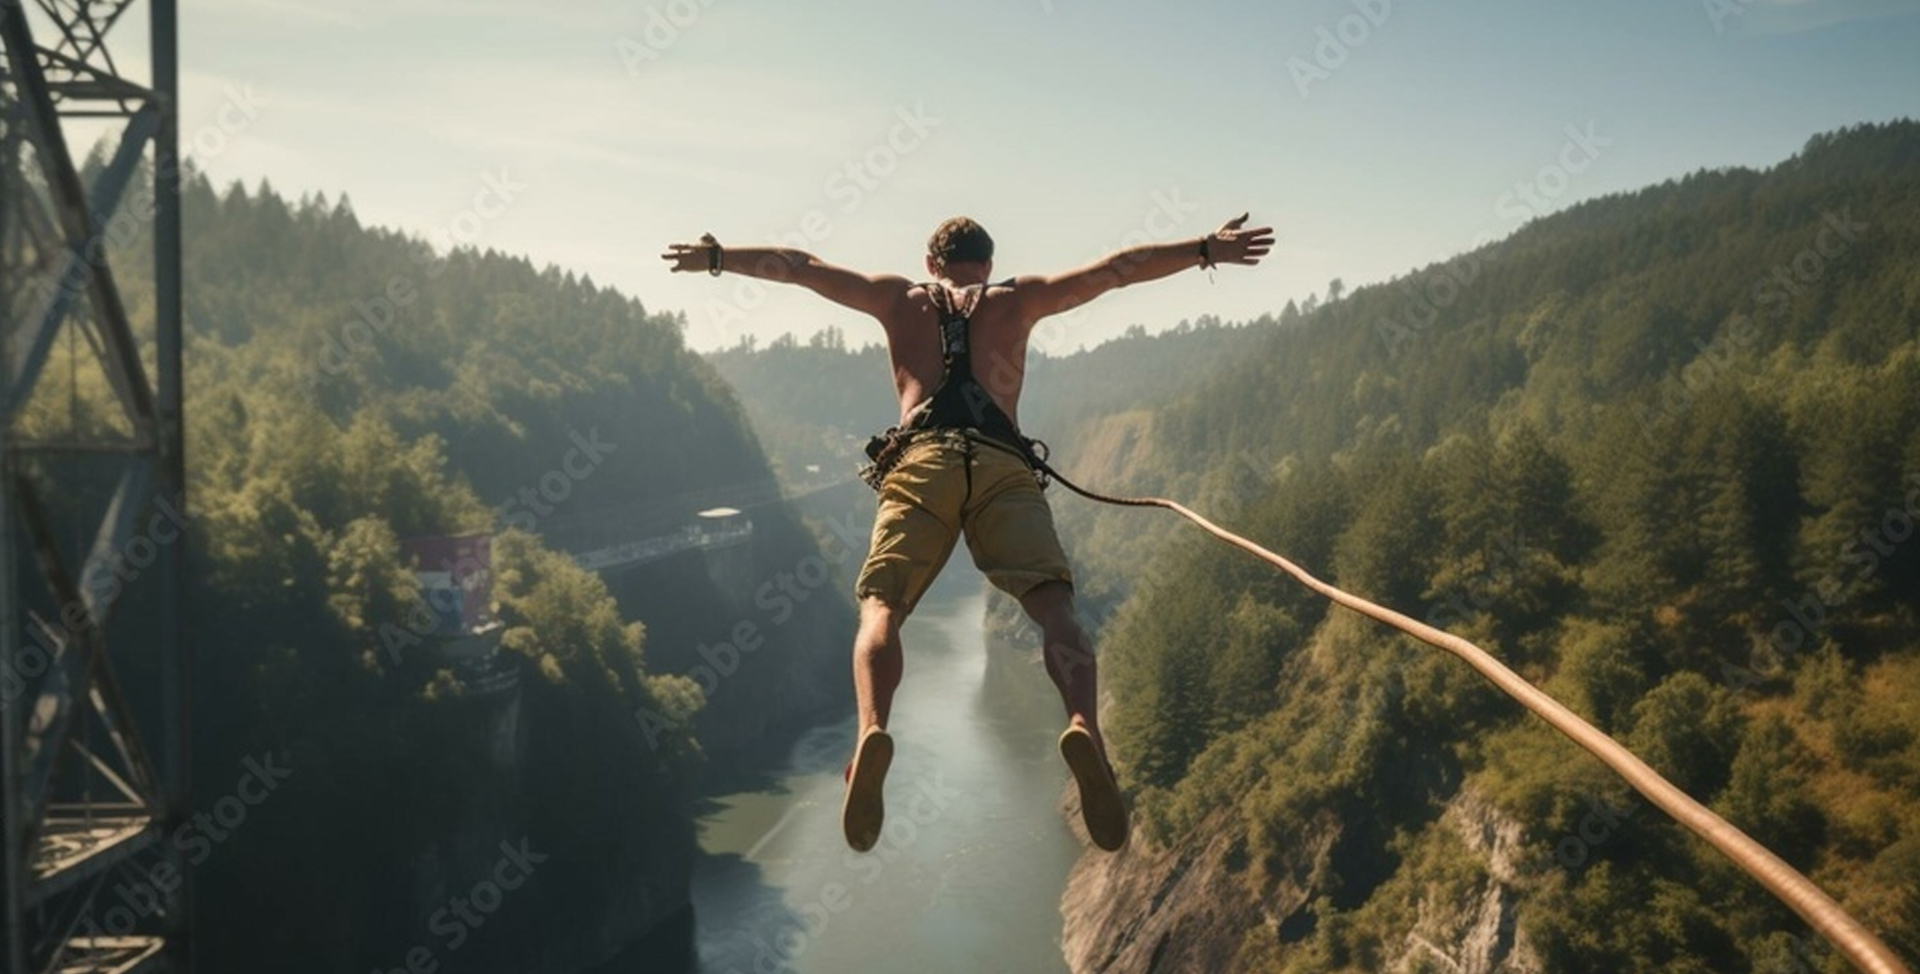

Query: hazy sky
<box><xmin>118</xmin><ymin>0</ymin><xmax>1920</xmax><ymax>351</ymax></box>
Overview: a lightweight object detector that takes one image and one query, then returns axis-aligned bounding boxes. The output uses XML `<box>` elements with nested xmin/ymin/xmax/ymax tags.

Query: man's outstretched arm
<box><xmin>1015</xmin><ymin>213</ymin><xmax>1274</xmax><ymax>322</ymax></box>
<box><xmin>661</xmin><ymin>237</ymin><xmax>910</xmax><ymax>320</ymax></box>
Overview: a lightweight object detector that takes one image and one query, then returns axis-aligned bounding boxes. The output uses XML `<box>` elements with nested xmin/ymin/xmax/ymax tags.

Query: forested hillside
<box><xmin>16</xmin><ymin>167</ymin><xmax>853</xmax><ymax>971</ymax></box>
<box><xmin>1060</xmin><ymin>120</ymin><xmax>1920</xmax><ymax>973</ymax></box>
<box><xmin>702</xmin><ymin>119</ymin><xmax>1920</xmax><ymax>973</ymax></box>
<box><xmin>706</xmin><ymin>327</ymin><xmax>893</xmax><ymax>490</ymax></box>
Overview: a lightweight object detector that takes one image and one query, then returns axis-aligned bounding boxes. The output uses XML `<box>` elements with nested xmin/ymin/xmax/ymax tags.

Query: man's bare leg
<box><xmin>1020</xmin><ymin>582</ymin><xmax>1101</xmax><ymax>744</ymax></box>
<box><xmin>853</xmin><ymin>595</ymin><xmax>904</xmax><ymax>733</ymax></box>
<box><xmin>844</xmin><ymin>595</ymin><xmax>903</xmax><ymax>852</ymax></box>
<box><xmin>1020</xmin><ymin>581</ymin><xmax>1128</xmax><ymax>850</ymax></box>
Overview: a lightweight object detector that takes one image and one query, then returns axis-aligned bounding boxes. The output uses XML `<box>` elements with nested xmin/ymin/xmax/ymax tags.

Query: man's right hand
<box><xmin>1204</xmin><ymin>213</ymin><xmax>1276</xmax><ymax>267</ymax></box>
<box><xmin>660</xmin><ymin>233</ymin><xmax>721</xmax><ymax>274</ymax></box>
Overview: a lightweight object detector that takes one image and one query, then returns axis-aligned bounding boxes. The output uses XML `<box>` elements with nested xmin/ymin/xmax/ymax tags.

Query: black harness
<box><xmin>860</xmin><ymin>281</ymin><xmax>1049</xmax><ymax>490</ymax></box>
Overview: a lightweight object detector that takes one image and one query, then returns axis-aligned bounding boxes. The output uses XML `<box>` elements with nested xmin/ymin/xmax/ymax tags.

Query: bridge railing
<box><xmin>571</xmin><ymin>520</ymin><xmax>754</xmax><ymax>572</ymax></box>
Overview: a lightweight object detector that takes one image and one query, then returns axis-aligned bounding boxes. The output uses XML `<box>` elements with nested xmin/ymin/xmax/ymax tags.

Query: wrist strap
<box><xmin>1198</xmin><ymin>235</ymin><xmax>1216</xmax><ymax>270</ymax></box>
<box><xmin>700</xmin><ymin>232</ymin><xmax>724</xmax><ymax>276</ymax></box>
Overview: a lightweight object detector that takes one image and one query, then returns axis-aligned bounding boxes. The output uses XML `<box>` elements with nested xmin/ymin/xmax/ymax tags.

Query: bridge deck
<box><xmin>572</xmin><ymin>522</ymin><xmax>753</xmax><ymax>573</ymax></box>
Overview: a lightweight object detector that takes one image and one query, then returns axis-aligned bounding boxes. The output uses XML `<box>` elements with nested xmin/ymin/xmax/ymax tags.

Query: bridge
<box><xmin>570</xmin><ymin>517</ymin><xmax>754</xmax><ymax>574</ymax></box>
<box><xmin>535</xmin><ymin>490</ymin><xmax>775</xmax><ymax>578</ymax></box>
<box><xmin>544</xmin><ymin>474</ymin><xmax>875</xmax><ymax>583</ymax></box>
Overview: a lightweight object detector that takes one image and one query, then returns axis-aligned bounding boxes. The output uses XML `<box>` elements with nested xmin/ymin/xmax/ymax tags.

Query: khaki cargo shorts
<box><xmin>854</xmin><ymin>431</ymin><xmax>1073</xmax><ymax>613</ymax></box>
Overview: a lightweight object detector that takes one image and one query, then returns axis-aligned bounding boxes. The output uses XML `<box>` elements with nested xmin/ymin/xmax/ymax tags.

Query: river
<box><xmin>690</xmin><ymin>583</ymin><xmax>1081</xmax><ymax>974</ymax></box>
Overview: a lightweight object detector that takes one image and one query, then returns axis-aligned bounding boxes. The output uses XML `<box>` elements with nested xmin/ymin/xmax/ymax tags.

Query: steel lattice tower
<box><xmin>0</xmin><ymin>1</ymin><xmax>188</xmax><ymax>971</ymax></box>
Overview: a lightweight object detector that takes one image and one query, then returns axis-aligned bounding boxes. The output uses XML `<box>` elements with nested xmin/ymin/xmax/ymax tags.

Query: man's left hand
<box><xmin>1207</xmin><ymin>214</ymin><xmax>1276</xmax><ymax>266</ymax></box>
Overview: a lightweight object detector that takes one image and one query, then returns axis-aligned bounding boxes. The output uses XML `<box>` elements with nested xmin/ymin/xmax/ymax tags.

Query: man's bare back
<box><xmin>884</xmin><ymin>280</ymin><xmax>1030</xmax><ymax>428</ymax></box>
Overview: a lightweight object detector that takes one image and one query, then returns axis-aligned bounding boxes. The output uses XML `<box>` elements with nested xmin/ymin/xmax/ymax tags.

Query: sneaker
<box><xmin>841</xmin><ymin>727</ymin><xmax>894</xmax><ymax>852</ymax></box>
<box><xmin>1059</xmin><ymin>725</ymin><xmax>1128</xmax><ymax>851</ymax></box>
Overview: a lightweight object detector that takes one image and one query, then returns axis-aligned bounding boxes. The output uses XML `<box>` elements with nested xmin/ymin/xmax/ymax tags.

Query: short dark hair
<box><xmin>928</xmin><ymin>217</ymin><xmax>993</xmax><ymax>269</ymax></box>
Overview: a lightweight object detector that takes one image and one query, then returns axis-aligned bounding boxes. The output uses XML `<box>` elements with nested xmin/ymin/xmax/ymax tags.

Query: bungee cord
<box><xmin>1037</xmin><ymin>458</ymin><xmax>1914</xmax><ymax>974</ymax></box>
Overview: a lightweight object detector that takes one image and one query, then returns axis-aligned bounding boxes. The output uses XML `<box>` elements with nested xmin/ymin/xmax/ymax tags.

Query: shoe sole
<box><xmin>1060</xmin><ymin>726</ymin><xmax>1128</xmax><ymax>851</ymax></box>
<box><xmin>842</xmin><ymin>729</ymin><xmax>893</xmax><ymax>853</ymax></box>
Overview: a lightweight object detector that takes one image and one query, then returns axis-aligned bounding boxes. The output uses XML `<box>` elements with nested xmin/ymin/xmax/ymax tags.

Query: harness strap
<box><xmin>909</xmin><ymin>282</ymin><xmax>1010</xmax><ymax>431</ymax></box>
<box><xmin>927</xmin><ymin>282</ymin><xmax>985</xmax><ymax>364</ymax></box>
<box><xmin>860</xmin><ymin>281</ymin><xmax>1047</xmax><ymax>491</ymax></box>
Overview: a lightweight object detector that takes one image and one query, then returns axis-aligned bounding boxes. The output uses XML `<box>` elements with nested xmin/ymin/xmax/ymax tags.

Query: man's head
<box><xmin>926</xmin><ymin>216</ymin><xmax>994</xmax><ymax>280</ymax></box>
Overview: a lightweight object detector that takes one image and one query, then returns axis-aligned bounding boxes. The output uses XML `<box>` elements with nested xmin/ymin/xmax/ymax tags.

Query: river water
<box><xmin>691</xmin><ymin>584</ymin><xmax>1080</xmax><ymax>974</ymax></box>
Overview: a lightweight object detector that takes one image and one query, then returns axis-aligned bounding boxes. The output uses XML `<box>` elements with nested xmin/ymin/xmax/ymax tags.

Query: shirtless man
<box><xmin>663</xmin><ymin>214</ymin><xmax>1274</xmax><ymax>852</ymax></box>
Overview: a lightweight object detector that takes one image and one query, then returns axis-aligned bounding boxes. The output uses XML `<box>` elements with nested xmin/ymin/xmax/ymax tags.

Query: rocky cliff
<box><xmin>1061</xmin><ymin>789</ymin><xmax>1545</xmax><ymax>974</ymax></box>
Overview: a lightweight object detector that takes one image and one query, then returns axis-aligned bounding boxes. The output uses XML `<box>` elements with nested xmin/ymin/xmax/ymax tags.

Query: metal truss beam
<box><xmin>1</xmin><ymin>2</ymin><xmax>186</xmax><ymax>971</ymax></box>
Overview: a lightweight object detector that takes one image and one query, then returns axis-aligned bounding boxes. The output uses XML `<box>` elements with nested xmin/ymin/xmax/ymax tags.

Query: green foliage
<box><xmin>1715</xmin><ymin>716</ymin><xmax>1825</xmax><ymax>864</ymax></box>
<box><xmin>1527</xmin><ymin>865</ymin><xmax>1734</xmax><ymax>974</ymax></box>
<box><xmin>1550</xmin><ymin>619</ymin><xmax>1653</xmax><ymax>733</ymax></box>
<box><xmin>1626</xmin><ymin>672</ymin><xmax>1747</xmax><ymax>797</ymax></box>
<box><xmin>49</xmin><ymin>169</ymin><xmax>872</xmax><ymax>969</ymax></box>
<box><xmin>1330</xmin><ymin>455</ymin><xmax>1437</xmax><ymax>611</ymax></box>
<box><xmin>1828</xmin><ymin>654</ymin><xmax>1920</xmax><ymax>795</ymax></box>
<box><xmin>494</xmin><ymin>528</ymin><xmax>647</xmax><ymax>685</ymax></box>
<box><xmin>1207</xmin><ymin>595</ymin><xmax>1306</xmax><ymax>737</ymax></box>
<box><xmin>1052</xmin><ymin>121</ymin><xmax>1920</xmax><ymax>972</ymax></box>
<box><xmin>1105</xmin><ymin>558</ymin><xmax>1237</xmax><ymax>791</ymax></box>
<box><xmin>324</xmin><ymin>515</ymin><xmax>419</xmax><ymax>636</ymax></box>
